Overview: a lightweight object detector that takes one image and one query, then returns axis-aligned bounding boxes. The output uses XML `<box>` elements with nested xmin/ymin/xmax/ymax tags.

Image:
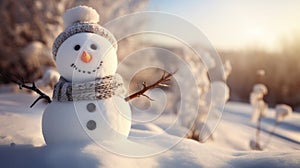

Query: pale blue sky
<box><xmin>147</xmin><ymin>0</ymin><xmax>300</xmax><ymax>51</ymax></box>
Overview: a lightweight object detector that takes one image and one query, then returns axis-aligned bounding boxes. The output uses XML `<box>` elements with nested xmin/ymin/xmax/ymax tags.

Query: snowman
<box><xmin>42</xmin><ymin>6</ymin><xmax>131</xmax><ymax>145</ymax></box>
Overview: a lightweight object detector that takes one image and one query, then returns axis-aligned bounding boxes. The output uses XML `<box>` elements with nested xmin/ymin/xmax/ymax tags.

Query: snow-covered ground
<box><xmin>0</xmin><ymin>92</ymin><xmax>299</xmax><ymax>168</ymax></box>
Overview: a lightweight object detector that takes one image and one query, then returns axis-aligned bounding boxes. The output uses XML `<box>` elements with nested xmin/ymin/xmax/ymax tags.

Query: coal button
<box><xmin>87</xmin><ymin>103</ymin><xmax>96</xmax><ymax>112</ymax></box>
<box><xmin>86</xmin><ymin>120</ymin><xmax>96</xmax><ymax>130</ymax></box>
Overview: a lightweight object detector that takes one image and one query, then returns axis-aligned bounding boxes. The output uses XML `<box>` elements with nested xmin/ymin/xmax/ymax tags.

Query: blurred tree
<box><xmin>0</xmin><ymin>0</ymin><xmax>148</xmax><ymax>83</ymax></box>
<box><xmin>221</xmin><ymin>32</ymin><xmax>300</xmax><ymax>109</ymax></box>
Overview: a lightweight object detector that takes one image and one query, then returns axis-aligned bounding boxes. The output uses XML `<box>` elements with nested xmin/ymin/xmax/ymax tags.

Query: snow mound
<box><xmin>0</xmin><ymin>93</ymin><xmax>299</xmax><ymax>167</ymax></box>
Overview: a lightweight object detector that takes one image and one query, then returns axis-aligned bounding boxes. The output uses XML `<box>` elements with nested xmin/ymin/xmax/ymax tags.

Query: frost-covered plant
<box><xmin>35</xmin><ymin>67</ymin><xmax>60</xmax><ymax>89</ymax></box>
<box><xmin>0</xmin><ymin>0</ymin><xmax>149</xmax><ymax>83</ymax></box>
<box><xmin>256</xmin><ymin>69</ymin><xmax>266</xmax><ymax>78</ymax></box>
<box><xmin>250</xmin><ymin>83</ymin><xmax>268</xmax><ymax>150</ymax></box>
<box><xmin>275</xmin><ymin>104</ymin><xmax>292</xmax><ymax>123</ymax></box>
<box><xmin>223</xmin><ymin>60</ymin><xmax>232</xmax><ymax>81</ymax></box>
<box><xmin>259</xmin><ymin>104</ymin><xmax>293</xmax><ymax>149</ymax></box>
<box><xmin>179</xmin><ymin>52</ymin><xmax>215</xmax><ymax>142</ymax></box>
<box><xmin>184</xmin><ymin>54</ymin><xmax>231</xmax><ymax>142</ymax></box>
<box><xmin>250</xmin><ymin>83</ymin><xmax>293</xmax><ymax>150</ymax></box>
<box><xmin>196</xmin><ymin>81</ymin><xmax>230</xmax><ymax>142</ymax></box>
<box><xmin>250</xmin><ymin>84</ymin><xmax>268</xmax><ymax>123</ymax></box>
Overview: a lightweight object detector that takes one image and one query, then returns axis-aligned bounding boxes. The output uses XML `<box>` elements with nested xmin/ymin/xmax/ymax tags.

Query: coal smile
<box><xmin>70</xmin><ymin>61</ymin><xmax>103</xmax><ymax>74</ymax></box>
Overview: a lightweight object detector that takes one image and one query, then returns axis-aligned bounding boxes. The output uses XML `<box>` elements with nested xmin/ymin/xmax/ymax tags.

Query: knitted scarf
<box><xmin>52</xmin><ymin>74</ymin><xmax>125</xmax><ymax>102</ymax></box>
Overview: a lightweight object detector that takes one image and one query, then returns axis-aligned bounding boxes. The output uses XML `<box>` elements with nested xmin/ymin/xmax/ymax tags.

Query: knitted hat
<box><xmin>52</xmin><ymin>6</ymin><xmax>118</xmax><ymax>60</ymax></box>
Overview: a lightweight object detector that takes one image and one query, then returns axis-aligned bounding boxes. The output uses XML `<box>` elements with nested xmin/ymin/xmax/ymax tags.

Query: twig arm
<box><xmin>19</xmin><ymin>82</ymin><xmax>52</xmax><ymax>108</ymax></box>
<box><xmin>0</xmin><ymin>72</ymin><xmax>52</xmax><ymax>107</ymax></box>
<box><xmin>124</xmin><ymin>71</ymin><xmax>175</xmax><ymax>102</ymax></box>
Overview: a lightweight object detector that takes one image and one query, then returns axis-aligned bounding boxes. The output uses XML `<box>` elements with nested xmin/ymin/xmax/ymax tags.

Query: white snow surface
<box><xmin>0</xmin><ymin>93</ymin><xmax>299</xmax><ymax>168</ymax></box>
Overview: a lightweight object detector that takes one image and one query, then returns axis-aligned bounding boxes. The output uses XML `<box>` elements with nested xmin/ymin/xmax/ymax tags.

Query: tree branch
<box><xmin>124</xmin><ymin>70</ymin><xmax>176</xmax><ymax>102</ymax></box>
<box><xmin>1</xmin><ymin>72</ymin><xmax>52</xmax><ymax>108</ymax></box>
<box><xmin>18</xmin><ymin>82</ymin><xmax>52</xmax><ymax>108</ymax></box>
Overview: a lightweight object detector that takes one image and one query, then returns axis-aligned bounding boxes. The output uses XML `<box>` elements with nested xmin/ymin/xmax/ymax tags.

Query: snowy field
<box><xmin>0</xmin><ymin>92</ymin><xmax>299</xmax><ymax>168</ymax></box>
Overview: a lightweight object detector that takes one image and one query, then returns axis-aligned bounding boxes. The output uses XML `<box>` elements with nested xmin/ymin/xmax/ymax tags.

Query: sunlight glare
<box><xmin>242</xmin><ymin>25</ymin><xmax>277</xmax><ymax>51</ymax></box>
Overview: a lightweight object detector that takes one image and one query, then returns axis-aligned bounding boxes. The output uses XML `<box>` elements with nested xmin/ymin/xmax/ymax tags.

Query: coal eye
<box><xmin>74</xmin><ymin>45</ymin><xmax>81</xmax><ymax>51</ymax></box>
<box><xmin>90</xmin><ymin>44</ymin><xmax>97</xmax><ymax>50</ymax></box>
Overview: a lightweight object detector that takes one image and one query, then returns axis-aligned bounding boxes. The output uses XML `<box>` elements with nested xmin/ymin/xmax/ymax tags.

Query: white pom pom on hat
<box><xmin>52</xmin><ymin>5</ymin><xmax>117</xmax><ymax>60</ymax></box>
<box><xmin>63</xmin><ymin>5</ymin><xmax>100</xmax><ymax>28</ymax></box>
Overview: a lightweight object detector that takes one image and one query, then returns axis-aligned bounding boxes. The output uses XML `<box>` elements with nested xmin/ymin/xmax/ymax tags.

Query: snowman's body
<box><xmin>43</xmin><ymin>97</ymin><xmax>131</xmax><ymax>145</ymax></box>
<box><xmin>42</xmin><ymin>30</ymin><xmax>131</xmax><ymax>145</ymax></box>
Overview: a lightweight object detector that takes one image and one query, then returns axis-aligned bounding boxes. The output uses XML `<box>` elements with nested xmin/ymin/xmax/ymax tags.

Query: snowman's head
<box><xmin>52</xmin><ymin>6</ymin><xmax>118</xmax><ymax>82</ymax></box>
<box><xmin>56</xmin><ymin>33</ymin><xmax>117</xmax><ymax>82</ymax></box>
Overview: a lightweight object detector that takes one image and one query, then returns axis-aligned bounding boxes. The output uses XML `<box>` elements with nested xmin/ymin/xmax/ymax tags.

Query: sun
<box><xmin>242</xmin><ymin>25</ymin><xmax>277</xmax><ymax>51</ymax></box>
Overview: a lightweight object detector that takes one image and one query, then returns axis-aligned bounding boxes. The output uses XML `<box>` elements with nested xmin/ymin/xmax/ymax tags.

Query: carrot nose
<box><xmin>81</xmin><ymin>51</ymin><xmax>92</xmax><ymax>63</ymax></box>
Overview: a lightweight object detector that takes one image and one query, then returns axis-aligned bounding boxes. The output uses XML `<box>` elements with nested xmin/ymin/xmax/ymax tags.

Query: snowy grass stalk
<box><xmin>253</xmin><ymin>118</ymin><xmax>279</xmax><ymax>150</ymax></box>
<box><xmin>254</xmin><ymin>113</ymin><xmax>263</xmax><ymax>150</ymax></box>
<box><xmin>262</xmin><ymin>121</ymin><xmax>280</xmax><ymax>149</ymax></box>
<box><xmin>250</xmin><ymin>81</ymin><xmax>268</xmax><ymax>150</ymax></box>
<box><xmin>251</xmin><ymin>103</ymin><xmax>292</xmax><ymax>150</ymax></box>
<box><xmin>186</xmin><ymin>124</ymin><xmax>201</xmax><ymax>142</ymax></box>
